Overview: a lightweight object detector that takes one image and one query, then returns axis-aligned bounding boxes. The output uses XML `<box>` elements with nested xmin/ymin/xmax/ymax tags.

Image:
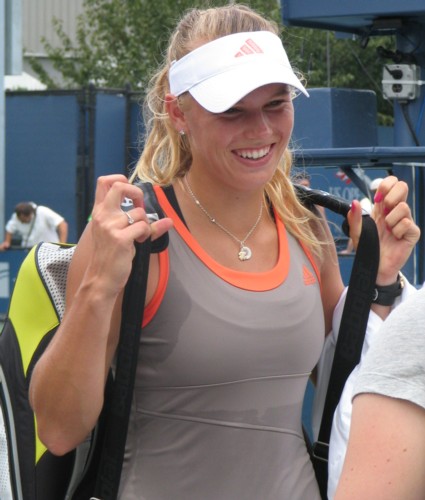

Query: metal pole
<box><xmin>0</xmin><ymin>0</ymin><xmax>6</xmax><ymax>237</ymax></box>
<box><xmin>393</xmin><ymin>21</ymin><xmax>425</xmax><ymax>284</ymax></box>
<box><xmin>326</xmin><ymin>31</ymin><xmax>331</xmax><ymax>87</ymax></box>
<box><xmin>5</xmin><ymin>0</ymin><xmax>22</xmax><ymax>75</ymax></box>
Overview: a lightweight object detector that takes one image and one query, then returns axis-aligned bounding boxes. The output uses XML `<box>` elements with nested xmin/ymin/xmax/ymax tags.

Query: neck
<box><xmin>183</xmin><ymin>174</ymin><xmax>265</xmax><ymax>262</ymax></box>
<box><xmin>183</xmin><ymin>171</ymin><xmax>265</xmax><ymax>221</ymax></box>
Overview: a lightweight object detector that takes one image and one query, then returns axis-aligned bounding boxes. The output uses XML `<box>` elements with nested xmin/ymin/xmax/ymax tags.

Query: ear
<box><xmin>165</xmin><ymin>94</ymin><xmax>186</xmax><ymax>134</ymax></box>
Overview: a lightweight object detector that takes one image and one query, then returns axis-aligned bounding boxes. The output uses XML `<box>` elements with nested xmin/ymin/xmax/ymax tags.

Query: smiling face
<box><xmin>167</xmin><ymin>83</ymin><xmax>294</xmax><ymax>192</ymax></box>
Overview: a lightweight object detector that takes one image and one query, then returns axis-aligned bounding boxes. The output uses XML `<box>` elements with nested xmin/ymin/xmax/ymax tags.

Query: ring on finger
<box><xmin>123</xmin><ymin>210</ymin><xmax>135</xmax><ymax>225</ymax></box>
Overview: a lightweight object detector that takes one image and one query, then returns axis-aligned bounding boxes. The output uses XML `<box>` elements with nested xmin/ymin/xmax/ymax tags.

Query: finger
<box><xmin>94</xmin><ymin>175</ymin><xmax>129</xmax><ymax>205</ymax></box>
<box><xmin>346</xmin><ymin>200</ymin><xmax>363</xmax><ymax>246</ymax></box>
<box><xmin>148</xmin><ymin>218</ymin><xmax>174</xmax><ymax>243</ymax></box>
<box><xmin>384</xmin><ymin>202</ymin><xmax>421</xmax><ymax>244</ymax></box>
<box><xmin>373</xmin><ymin>175</ymin><xmax>398</xmax><ymax>200</ymax></box>
<box><xmin>390</xmin><ymin>218</ymin><xmax>421</xmax><ymax>244</ymax></box>
<box><xmin>94</xmin><ymin>177</ymin><xmax>148</xmax><ymax>214</ymax></box>
<box><xmin>375</xmin><ymin>178</ymin><xmax>409</xmax><ymax>209</ymax></box>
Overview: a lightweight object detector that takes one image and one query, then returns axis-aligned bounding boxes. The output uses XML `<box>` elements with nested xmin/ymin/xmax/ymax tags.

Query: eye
<box><xmin>266</xmin><ymin>98</ymin><xmax>291</xmax><ymax>109</ymax></box>
<box><xmin>221</xmin><ymin>107</ymin><xmax>242</xmax><ymax>115</ymax></box>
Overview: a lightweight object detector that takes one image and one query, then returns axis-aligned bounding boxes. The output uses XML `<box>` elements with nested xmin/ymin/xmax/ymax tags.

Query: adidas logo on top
<box><xmin>234</xmin><ymin>38</ymin><xmax>264</xmax><ymax>57</ymax></box>
<box><xmin>302</xmin><ymin>265</ymin><xmax>317</xmax><ymax>286</ymax></box>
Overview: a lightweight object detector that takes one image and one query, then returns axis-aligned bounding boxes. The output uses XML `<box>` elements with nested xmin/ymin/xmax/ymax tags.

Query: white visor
<box><xmin>169</xmin><ymin>31</ymin><xmax>308</xmax><ymax>113</ymax></box>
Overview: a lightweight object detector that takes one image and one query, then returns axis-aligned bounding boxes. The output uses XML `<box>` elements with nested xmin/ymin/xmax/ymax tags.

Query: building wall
<box><xmin>22</xmin><ymin>0</ymin><xmax>84</xmax><ymax>56</ymax></box>
<box><xmin>21</xmin><ymin>0</ymin><xmax>84</xmax><ymax>83</ymax></box>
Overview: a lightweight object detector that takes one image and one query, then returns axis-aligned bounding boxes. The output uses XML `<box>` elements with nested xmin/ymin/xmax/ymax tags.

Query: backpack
<box><xmin>0</xmin><ymin>182</ymin><xmax>378</xmax><ymax>499</ymax></box>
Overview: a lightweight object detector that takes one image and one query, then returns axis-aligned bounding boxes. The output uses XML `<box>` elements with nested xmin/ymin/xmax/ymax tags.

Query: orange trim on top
<box><xmin>142</xmin><ymin>250</ymin><xmax>169</xmax><ymax>327</ymax></box>
<box><xmin>153</xmin><ymin>185</ymin><xmax>290</xmax><ymax>292</ymax></box>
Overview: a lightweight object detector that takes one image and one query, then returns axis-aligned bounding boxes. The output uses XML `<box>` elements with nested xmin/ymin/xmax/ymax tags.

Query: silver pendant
<box><xmin>238</xmin><ymin>246</ymin><xmax>252</xmax><ymax>261</ymax></box>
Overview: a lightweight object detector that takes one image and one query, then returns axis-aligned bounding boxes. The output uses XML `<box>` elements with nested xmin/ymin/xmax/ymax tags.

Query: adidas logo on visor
<box><xmin>234</xmin><ymin>38</ymin><xmax>264</xmax><ymax>57</ymax></box>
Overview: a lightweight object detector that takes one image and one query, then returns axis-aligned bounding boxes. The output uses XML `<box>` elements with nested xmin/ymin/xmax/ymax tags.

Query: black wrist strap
<box><xmin>372</xmin><ymin>274</ymin><xmax>403</xmax><ymax>306</ymax></box>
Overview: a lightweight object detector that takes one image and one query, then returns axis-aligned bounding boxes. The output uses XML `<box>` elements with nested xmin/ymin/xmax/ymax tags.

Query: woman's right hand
<box><xmin>88</xmin><ymin>175</ymin><xmax>173</xmax><ymax>297</ymax></box>
<box><xmin>30</xmin><ymin>175</ymin><xmax>173</xmax><ymax>455</ymax></box>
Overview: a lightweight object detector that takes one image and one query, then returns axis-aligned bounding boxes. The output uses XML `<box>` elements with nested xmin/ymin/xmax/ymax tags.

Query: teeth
<box><xmin>238</xmin><ymin>146</ymin><xmax>270</xmax><ymax>159</ymax></box>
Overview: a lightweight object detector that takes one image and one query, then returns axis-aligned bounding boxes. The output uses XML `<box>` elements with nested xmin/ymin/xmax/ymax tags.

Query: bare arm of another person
<box><xmin>29</xmin><ymin>175</ymin><xmax>172</xmax><ymax>455</ymax></box>
<box><xmin>0</xmin><ymin>232</ymin><xmax>12</xmax><ymax>251</ymax></box>
<box><xmin>56</xmin><ymin>220</ymin><xmax>68</xmax><ymax>243</ymax></box>
<box><xmin>335</xmin><ymin>394</ymin><xmax>425</xmax><ymax>500</ymax></box>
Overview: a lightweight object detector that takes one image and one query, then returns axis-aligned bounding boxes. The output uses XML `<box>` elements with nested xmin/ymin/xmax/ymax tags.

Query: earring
<box><xmin>179</xmin><ymin>129</ymin><xmax>185</xmax><ymax>136</ymax></box>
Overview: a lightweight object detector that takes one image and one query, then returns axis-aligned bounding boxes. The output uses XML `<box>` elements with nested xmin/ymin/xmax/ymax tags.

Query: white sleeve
<box><xmin>326</xmin><ymin>277</ymin><xmax>417</xmax><ymax>499</ymax></box>
<box><xmin>5</xmin><ymin>215</ymin><xmax>18</xmax><ymax>234</ymax></box>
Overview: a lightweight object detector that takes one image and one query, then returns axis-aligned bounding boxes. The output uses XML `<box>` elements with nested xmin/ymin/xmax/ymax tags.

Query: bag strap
<box><xmin>91</xmin><ymin>182</ymin><xmax>166</xmax><ymax>500</ymax></box>
<box><xmin>22</xmin><ymin>205</ymin><xmax>37</xmax><ymax>248</ymax></box>
<box><xmin>295</xmin><ymin>183</ymin><xmax>379</xmax><ymax>498</ymax></box>
<box><xmin>294</xmin><ymin>186</ymin><xmax>380</xmax><ymax>439</ymax></box>
<box><xmin>313</xmin><ymin>215</ymin><xmax>379</xmax><ymax>458</ymax></box>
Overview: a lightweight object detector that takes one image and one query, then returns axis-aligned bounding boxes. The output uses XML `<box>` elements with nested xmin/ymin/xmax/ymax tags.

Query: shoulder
<box><xmin>377</xmin><ymin>286</ymin><xmax>425</xmax><ymax>341</ymax></box>
<box><xmin>38</xmin><ymin>205</ymin><xmax>64</xmax><ymax>220</ymax></box>
<box><xmin>354</xmin><ymin>287</ymin><xmax>425</xmax><ymax>408</ymax></box>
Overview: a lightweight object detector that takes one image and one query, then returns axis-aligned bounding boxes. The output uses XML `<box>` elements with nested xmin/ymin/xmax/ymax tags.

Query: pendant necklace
<box><xmin>184</xmin><ymin>176</ymin><xmax>263</xmax><ymax>261</ymax></box>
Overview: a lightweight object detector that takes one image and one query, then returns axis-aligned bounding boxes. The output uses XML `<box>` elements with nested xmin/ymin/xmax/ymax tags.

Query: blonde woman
<box><xmin>29</xmin><ymin>5</ymin><xmax>419</xmax><ymax>499</ymax></box>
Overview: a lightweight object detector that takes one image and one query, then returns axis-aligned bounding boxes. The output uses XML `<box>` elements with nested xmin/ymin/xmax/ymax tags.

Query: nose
<box><xmin>244</xmin><ymin>111</ymin><xmax>272</xmax><ymax>138</ymax></box>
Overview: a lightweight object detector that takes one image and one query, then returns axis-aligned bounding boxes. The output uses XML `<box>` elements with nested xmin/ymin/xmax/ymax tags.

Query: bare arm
<box><xmin>29</xmin><ymin>175</ymin><xmax>172</xmax><ymax>455</ymax></box>
<box><xmin>56</xmin><ymin>220</ymin><xmax>68</xmax><ymax>243</ymax></box>
<box><xmin>317</xmin><ymin>216</ymin><xmax>345</xmax><ymax>335</ymax></box>
<box><xmin>335</xmin><ymin>394</ymin><xmax>425</xmax><ymax>500</ymax></box>
<box><xmin>0</xmin><ymin>231</ymin><xmax>12</xmax><ymax>251</ymax></box>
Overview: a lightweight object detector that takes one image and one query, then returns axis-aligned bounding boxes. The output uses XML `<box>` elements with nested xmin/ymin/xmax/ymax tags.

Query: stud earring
<box><xmin>179</xmin><ymin>129</ymin><xmax>185</xmax><ymax>136</ymax></box>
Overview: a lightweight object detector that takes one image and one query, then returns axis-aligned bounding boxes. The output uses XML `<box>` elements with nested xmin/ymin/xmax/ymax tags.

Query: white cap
<box><xmin>370</xmin><ymin>178</ymin><xmax>383</xmax><ymax>191</ymax></box>
<box><xmin>169</xmin><ymin>31</ymin><xmax>308</xmax><ymax>113</ymax></box>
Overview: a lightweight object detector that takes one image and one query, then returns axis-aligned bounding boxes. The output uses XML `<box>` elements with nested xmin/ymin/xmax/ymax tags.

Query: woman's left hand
<box><xmin>346</xmin><ymin>176</ymin><xmax>420</xmax><ymax>285</ymax></box>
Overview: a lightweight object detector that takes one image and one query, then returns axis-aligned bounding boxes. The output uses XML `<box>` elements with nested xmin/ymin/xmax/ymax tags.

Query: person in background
<box><xmin>339</xmin><ymin>177</ymin><xmax>384</xmax><ymax>254</ymax></box>
<box><xmin>28</xmin><ymin>5</ymin><xmax>419</xmax><ymax>499</ymax></box>
<box><xmin>294</xmin><ymin>171</ymin><xmax>327</xmax><ymax>218</ymax></box>
<box><xmin>0</xmin><ymin>202</ymin><xmax>68</xmax><ymax>250</ymax></box>
<box><xmin>334</xmin><ymin>285</ymin><xmax>425</xmax><ymax>499</ymax></box>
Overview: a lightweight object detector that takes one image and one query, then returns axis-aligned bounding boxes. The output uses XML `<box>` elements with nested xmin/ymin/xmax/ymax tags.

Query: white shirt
<box><xmin>5</xmin><ymin>205</ymin><xmax>64</xmax><ymax>247</ymax></box>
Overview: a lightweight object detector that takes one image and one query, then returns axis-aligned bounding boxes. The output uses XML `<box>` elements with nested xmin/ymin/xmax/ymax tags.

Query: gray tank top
<box><xmin>119</xmin><ymin>188</ymin><xmax>324</xmax><ymax>499</ymax></box>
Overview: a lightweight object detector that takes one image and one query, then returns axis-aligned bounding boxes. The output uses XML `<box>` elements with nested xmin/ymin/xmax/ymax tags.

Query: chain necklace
<box><xmin>184</xmin><ymin>175</ymin><xmax>263</xmax><ymax>261</ymax></box>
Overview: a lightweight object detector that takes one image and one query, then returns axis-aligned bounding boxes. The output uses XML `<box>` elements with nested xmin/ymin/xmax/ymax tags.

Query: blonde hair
<box><xmin>132</xmin><ymin>4</ymin><xmax>324</xmax><ymax>257</ymax></box>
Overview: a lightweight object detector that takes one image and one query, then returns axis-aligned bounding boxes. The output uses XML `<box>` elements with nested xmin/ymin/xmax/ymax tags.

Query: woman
<box><xmin>29</xmin><ymin>5</ymin><xmax>420</xmax><ymax>499</ymax></box>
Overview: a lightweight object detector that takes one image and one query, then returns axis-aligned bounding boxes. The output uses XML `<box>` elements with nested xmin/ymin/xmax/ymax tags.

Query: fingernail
<box><xmin>350</xmin><ymin>203</ymin><xmax>356</xmax><ymax>213</ymax></box>
<box><xmin>384</xmin><ymin>207</ymin><xmax>390</xmax><ymax>215</ymax></box>
<box><xmin>374</xmin><ymin>191</ymin><xmax>383</xmax><ymax>203</ymax></box>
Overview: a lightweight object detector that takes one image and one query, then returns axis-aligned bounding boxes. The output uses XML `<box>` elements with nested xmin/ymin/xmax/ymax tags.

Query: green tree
<box><xmin>283</xmin><ymin>27</ymin><xmax>395</xmax><ymax>124</ymax></box>
<box><xmin>28</xmin><ymin>0</ymin><xmax>281</xmax><ymax>90</ymax></box>
<box><xmin>30</xmin><ymin>0</ymin><xmax>395</xmax><ymax>123</ymax></box>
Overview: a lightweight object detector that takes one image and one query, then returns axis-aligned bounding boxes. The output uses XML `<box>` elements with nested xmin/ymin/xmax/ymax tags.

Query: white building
<box><xmin>5</xmin><ymin>0</ymin><xmax>84</xmax><ymax>89</ymax></box>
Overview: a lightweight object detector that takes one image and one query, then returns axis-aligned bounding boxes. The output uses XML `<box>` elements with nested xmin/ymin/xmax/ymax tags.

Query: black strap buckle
<box><xmin>312</xmin><ymin>441</ymin><xmax>329</xmax><ymax>463</ymax></box>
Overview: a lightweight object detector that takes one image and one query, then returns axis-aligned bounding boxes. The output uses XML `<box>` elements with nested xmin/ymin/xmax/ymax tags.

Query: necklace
<box><xmin>184</xmin><ymin>176</ymin><xmax>263</xmax><ymax>261</ymax></box>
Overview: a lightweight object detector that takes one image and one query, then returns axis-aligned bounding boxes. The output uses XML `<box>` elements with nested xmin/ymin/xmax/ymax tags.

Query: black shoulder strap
<box><xmin>295</xmin><ymin>183</ymin><xmax>379</xmax><ymax>499</ymax></box>
<box><xmin>92</xmin><ymin>238</ymin><xmax>151</xmax><ymax>500</ymax></box>
<box><xmin>91</xmin><ymin>182</ymin><xmax>168</xmax><ymax>499</ymax></box>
